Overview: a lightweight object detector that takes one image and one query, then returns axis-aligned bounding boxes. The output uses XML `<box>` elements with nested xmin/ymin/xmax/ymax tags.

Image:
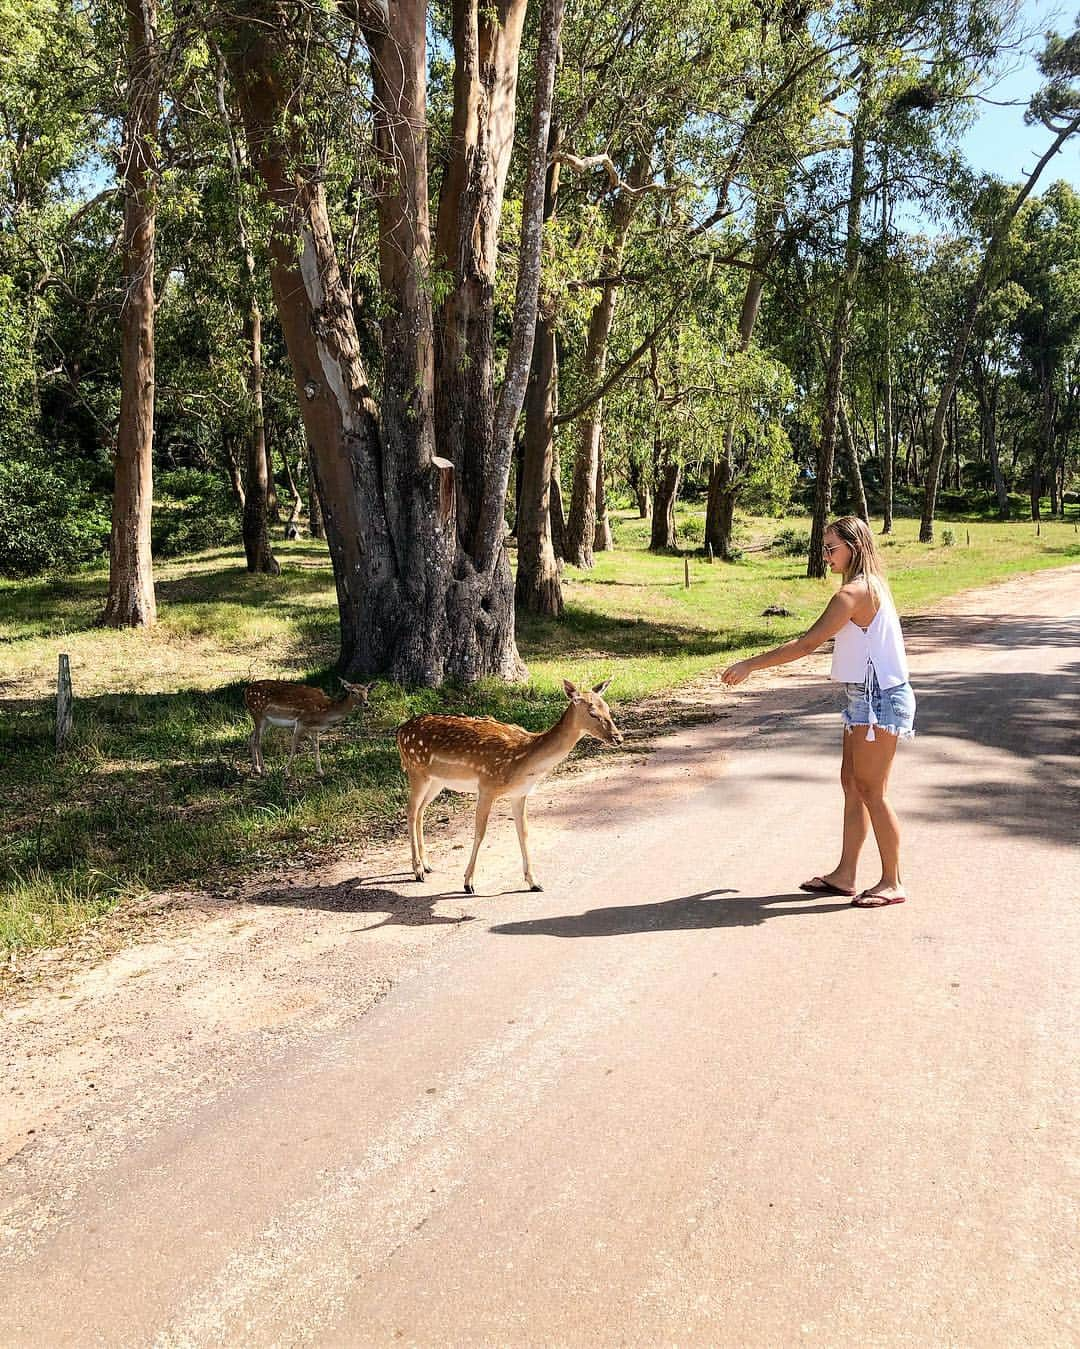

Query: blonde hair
<box><xmin>825</xmin><ymin>515</ymin><xmax>888</xmax><ymax>595</ymax></box>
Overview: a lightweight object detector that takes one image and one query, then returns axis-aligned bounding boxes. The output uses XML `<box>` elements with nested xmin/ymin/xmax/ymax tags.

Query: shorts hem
<box><xmin>842</xmin><ymin>719</ymin><xmax>915</xmax><ymax>740</ymax></box>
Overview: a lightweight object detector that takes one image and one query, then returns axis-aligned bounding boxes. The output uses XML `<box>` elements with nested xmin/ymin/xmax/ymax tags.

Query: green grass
<box><xmin>2</xmin><ymin>509</ymin><xmax>1078</xmax><ymax>960</ymax></box>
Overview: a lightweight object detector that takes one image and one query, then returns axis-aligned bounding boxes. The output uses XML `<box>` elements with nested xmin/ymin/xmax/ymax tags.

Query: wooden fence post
<box><xmin>705</xmin><ymin>542</ymin><xmax>714</xmax><ymax>564</ymax></box>
<box><xmin>56</xmin><ymin>654</ymin><xmax>73</xmax><ymax>751</ymax></box>
<box><xmin>683</xmin><ymin>555</ymin><xmax>690</xmax><ymax>589</ymax></box>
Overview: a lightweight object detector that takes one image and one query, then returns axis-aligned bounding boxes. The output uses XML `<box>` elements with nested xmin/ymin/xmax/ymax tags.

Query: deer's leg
<box><xmin>285</xmin><ymin>723</ymin><xmax>303</xmax><ymax>778</ymax></box>
<box><xmin>463</xmin><ymin>791</ymin><xmax>495</xmax><ymax>896</ymax></box>
<box><xmin>407</xmin><ymin>775</ymin><xmax>428</xmax><ymax>882</ymax></box>
<box><xmin>512</xmin><ymin>797</ymin><xmax>541</xmax><ymax>892</ymax></box>
<box><xmin>313</xmin><ymin>733</ymin><xmax>323</xmax><ymax>778</ymax></box>
<box><xmin>416</xmin><ymin>781</ymin><xmax>441</xmax><ymax>874</ymax></box>
<box><xmin>249</xmin><ymin>718</ymin><xmax>263</xmax><ymax>775</ymax></box>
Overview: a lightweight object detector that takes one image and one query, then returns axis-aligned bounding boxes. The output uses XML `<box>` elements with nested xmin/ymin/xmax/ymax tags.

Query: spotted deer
<box><xmin>396</xmin><ymin>679</ymin><xmax>623</xmax><ymax>894</ymax></box>
<box><xmin>244</xmin><ymin>679</ymin><xmax>372</xmax><ymax>777</ymax></box>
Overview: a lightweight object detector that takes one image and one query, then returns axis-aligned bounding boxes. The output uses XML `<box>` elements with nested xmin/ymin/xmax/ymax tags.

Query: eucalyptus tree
<box><xmin>100</xmin><ymin>0</ymin><xmax>163</xmax><ymax>627</ymax></box>
<box><xmin>1006</xmin><ymin>182</ymin><xmax>1080</xmax><ymax>517</ymax></box>
<box><xmin>216</xmin><ymin>0</ymin><xmax>564</xmax><ymax>683</ymax></box>
<box><xmin>919</xmin><ymin>22</ymin><xmax>1080</xmax><ymax>540</ymax></box>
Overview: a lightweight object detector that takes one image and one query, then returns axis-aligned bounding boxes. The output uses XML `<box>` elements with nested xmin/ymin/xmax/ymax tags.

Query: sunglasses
<box><xmin>822</xmin><ymin>543</ymin><xmax>844</xmax><ymax>556</ymax></box>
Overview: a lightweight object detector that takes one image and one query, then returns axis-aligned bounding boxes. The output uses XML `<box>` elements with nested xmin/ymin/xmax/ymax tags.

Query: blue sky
<box><xmin>954</xmin><ymin>0</ymin><xmax>1077</xmax><ymax>181</ymax></box>
<box><xmin>894</xmin><ymin>0</ymin><xmax>1077</xmax><ymax>234</ymax></box>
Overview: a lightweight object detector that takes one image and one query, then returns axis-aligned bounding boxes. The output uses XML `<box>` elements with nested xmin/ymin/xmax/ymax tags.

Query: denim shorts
<box><xmin>841</xmin><ymin>671</ymin><xmax>916</xmax><ymax>740</ymax></box>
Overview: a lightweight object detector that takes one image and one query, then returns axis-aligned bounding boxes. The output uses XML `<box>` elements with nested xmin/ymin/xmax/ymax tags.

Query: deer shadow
<box><xmin>247</xmin><ymin>871</ymin><xmax>539</xmax><ymax>929</ymax></box>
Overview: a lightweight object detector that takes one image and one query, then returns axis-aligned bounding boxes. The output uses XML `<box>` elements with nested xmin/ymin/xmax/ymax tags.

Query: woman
<box><xmin>721</xmin><ymin>516</ymin><xmax>915</xmax><ymax>908</ymax></box>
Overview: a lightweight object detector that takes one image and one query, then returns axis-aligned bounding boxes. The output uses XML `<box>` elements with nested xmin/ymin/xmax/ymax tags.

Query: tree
<box><xmin>102</xmin><ymin>0</ymin><xmax>160</xmax><ymax>627</ymax></box>
<box><xmin>920</xmin><ymin>24</ymin><xmax>1080</xmax><ymax>540</ymax></box>
<box><xmin>218</xmin><ymin>0</ymin><xmax>564</xmax><ymax>682</ymax></box>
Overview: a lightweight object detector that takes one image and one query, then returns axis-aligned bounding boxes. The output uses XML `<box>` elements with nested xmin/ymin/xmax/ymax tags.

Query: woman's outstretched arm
<box><xmin>721</xmin><ymin>588</ymin><xmax>859</xmax><ymax>686</ymax></box>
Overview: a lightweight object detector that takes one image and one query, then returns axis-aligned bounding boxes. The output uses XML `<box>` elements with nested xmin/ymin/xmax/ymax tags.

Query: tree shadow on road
<box><xmin>489</xmin><ymin>888</ymin><xmax>853</xmax><ymax>937</ymax></box>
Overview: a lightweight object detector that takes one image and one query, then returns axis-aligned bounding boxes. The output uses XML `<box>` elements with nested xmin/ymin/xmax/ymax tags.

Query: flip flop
<box><xmin>852</xmin><ymin>890</ymin><xmax>907</xmax><ymax>908</ymax></box>
<box><xmin>799</xmin><ymin>876</ymin><xmax>856</xmax><ymax>897</ymax></box>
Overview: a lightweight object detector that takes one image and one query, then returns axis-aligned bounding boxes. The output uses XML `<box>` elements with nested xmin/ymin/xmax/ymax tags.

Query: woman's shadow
<box><xmin>489</xmin><ymin>889</ymin><xmax>852</xmax><ymax>938</ymax></box>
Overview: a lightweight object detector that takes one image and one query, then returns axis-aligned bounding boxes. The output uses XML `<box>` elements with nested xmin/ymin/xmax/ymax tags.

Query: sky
<box><xmin>958</xmin><ymin>0</ymin><xmax>1079</xmax><ymax>179</ymax></box>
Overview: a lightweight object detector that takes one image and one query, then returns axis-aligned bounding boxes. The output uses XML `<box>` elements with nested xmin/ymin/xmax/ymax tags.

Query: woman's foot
<box><xmin>852</xmin><ymin>884</ymin><xmax>906</xmax><ymax>908</ymax></box>
<box><xmin>799</xmin><ymin>873</ymin><xmax>856</xmax><ymax>897</ymax></box>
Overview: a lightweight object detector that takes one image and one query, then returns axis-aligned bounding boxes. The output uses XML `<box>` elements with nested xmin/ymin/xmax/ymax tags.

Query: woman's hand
<box><xmin>722</xmin><ymin>659</ymin><xmax>753</xmax><ymax>686</ymax></box>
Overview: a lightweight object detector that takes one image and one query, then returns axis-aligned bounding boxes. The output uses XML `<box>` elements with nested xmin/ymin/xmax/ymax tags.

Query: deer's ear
<box><xmin>592</xmin><ymin>678</ymin><xmax>612</xmax><ymax>696</ymax></box>
<box><xmin>562</xmin><ymin>678</ymin><xmax>580</xmax><ymax>701</ymax></box>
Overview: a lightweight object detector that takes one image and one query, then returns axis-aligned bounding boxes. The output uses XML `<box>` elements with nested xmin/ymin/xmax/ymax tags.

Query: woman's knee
<box><xmin>853</xmin><ymin>775</ymin><xmax>886</xmax><ymax>805</ymax></box>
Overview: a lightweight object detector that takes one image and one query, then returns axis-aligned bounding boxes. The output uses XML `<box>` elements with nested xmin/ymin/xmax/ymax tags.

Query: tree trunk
<box><xmin>222</xmin><ymin>0</ymin><xmax>561</xmax><ymax>682</ymax></box>
<box><xmin>593</xmin><ymin>429</ymin><xmax>612</xmax><ymax>551</ymax></box>
<box><xmin>515</xmin><ymin>104</ymin><xmax>562</xmax><ymax>615</ymax></box>
<box><xmin>563</xmin><ymin>172</ymin><xmax>641</xmax><ymax>568</ymax></box>
<box><xmin>1032</xmin><ymin>378</ymin><xmax>1055</xmax><ymax>520</ymax></box>
<box><xmin>242</xmin><ymin>301</ymin><xmax>280</xmax><ymax>571</ymax></box>
<box><xmin>102</xmin><ymin>0</ymin><xmax>159</xmax><ymax>629</ymax></box>
<box><xmin>263</xmin><ymin>426</ymin><xmax>280</xmax><ymax>522</ymax></box>
<box><xmin>307</xmin><ymin>448</ymin><xmax>325</xmax><ymax>538</ymax></box>
<box><xmin>627</xmin><ymin>457</ymin><xmax>650</xmax><ymax>517</ymax></box>
<box><xmin>705</xmin><ymin>205</ymin><xmax>775</xmax><ymax>558</ymax></box>
<box><xmin>987</xmin><ymin>386</ymin><xmax>1009</xmax><ymax>518</ymax></box>
<box><xmin>881</xmin><ymin>152</ymin><xmax>895</xmax><ymax>534</ymax></box>
<box><xmin>705</xmin><ymin>453</ymin><xmax>738</xmax><ymax>560</ymax></box>
<box><xmin>550</xmin><ymin>450</ymin><xmax>566</xmax><ymax>561</ymax></box>
<box><xmin>649</xmin><ymin>431</ymin><xmax>681</xmax><ymax>552</ymax></box>
<box><xmin>838</xmin><ymin>397</ymin><xmax>869</xmax><ymax>523</ymax></box>
<box><xmin>224</xmin><ymin>433</ymin><xmax>245</xmax><ymax>509</ymax></box>
<box><xmin>280</xmin><ymin>442</ymin><xmax>303</xmax><ymax>534</ymax></box>
<box><xmin>221</xmin><ymin>6</ymin><xmax>409</xmax><ymax>673</ymax></box>
<box><xmin>515</xmin><ymin>306</ymin><xmax>562</xmax><ymax>615</ymax></box>
<box><xmin>808</xmin><ymin>100</ymin><xmax>867</xmax><ymax>578</ymax></box>
<box><xmin>434</xmin><ymin>0</ymin><xmax>529</xmax><ymax>551</ymax></box>
<box><xmin>920</xmin><ymin>112</ymin><xmax>1080</xmax><ymax>541</ymax></box>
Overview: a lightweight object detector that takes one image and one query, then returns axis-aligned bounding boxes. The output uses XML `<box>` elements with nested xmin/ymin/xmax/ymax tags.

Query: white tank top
<box><xmin>830</xmin><ymin>579</ymin><xmax>909</xmax><ymax>687</ymax></box>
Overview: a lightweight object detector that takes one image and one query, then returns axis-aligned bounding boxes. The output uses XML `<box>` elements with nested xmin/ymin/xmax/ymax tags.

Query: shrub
<box><xmin>0</xmin><ymin>457</ymin><xmax>110</xmax><ymax>577</ymax></box>
<box><xmin>771</xmin><ymin>526</ymin><xmax>810</xmax><ymax>556</ymax></box>
<box><xmin>942</xmin><ymin>527</ymin><xmax>956</xmax><ymax>547</ymax></box>
<box><xmin>153</xmin><ymin>469</ymin><xmax>239</xmax><ymax>557</ymax></box>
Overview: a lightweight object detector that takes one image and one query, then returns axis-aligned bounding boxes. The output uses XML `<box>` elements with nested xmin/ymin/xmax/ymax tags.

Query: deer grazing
<box><xmin>397</xmin><ymin>679</ymin><xmax>623</xmax><ymax>895</ymax></box>
<box><xmin>244</xmin><ymin>679</ymin><xmax>372</xmax><ymax>777</ymax></box>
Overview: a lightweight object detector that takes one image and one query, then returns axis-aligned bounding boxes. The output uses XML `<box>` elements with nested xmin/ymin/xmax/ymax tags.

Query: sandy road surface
<box><xmin>2</xmin><ymin>567</ymin><xmax>1078</xmax><ymax>1347</ymax></box>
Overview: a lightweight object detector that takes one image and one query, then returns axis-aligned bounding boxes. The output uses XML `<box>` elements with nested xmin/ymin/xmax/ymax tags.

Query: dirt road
<box><xmin>2</xmin><ymin>567</ymin><xmax>1078</xmax><ymax>1347</ymax></box>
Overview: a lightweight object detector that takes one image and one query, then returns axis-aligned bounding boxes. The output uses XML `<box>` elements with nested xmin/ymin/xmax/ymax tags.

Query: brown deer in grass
<box><xmin>244</xmin><ymin>679</ymin><xmax>372</xmax><ymax>777</ymax></box>
<box><xmin>397</xmin><ymin>679</ymin><xmax>623</xmax><ymax>895</ymax></box>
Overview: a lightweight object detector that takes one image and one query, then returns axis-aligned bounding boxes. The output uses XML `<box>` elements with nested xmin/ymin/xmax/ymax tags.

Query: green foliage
<box><xmin>0</xmin><ymin>457</ymin><xmax>109</xmax><ymax>577</ymax></box>
<box><xmin>152</xmin><ymin>469</ymin><xmax>241</xmax><ymax>558</ymax></box>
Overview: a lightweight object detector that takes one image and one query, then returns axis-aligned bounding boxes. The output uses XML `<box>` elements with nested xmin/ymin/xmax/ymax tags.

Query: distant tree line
<box><xmin>1</xmin><ymin>0</ymin><xmax>1077</xmax><ymax>681</ymax></box>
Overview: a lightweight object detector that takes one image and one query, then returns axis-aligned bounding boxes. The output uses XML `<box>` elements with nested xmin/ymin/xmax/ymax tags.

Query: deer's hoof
<box><xmin>423</xmin><ymin>863</ymin><xmax>433</xmax><ymax>875</ymax></box>
<box><xmin>529</xmin><ymin>883</ymin><xmax>544</xmax><ymax>893</ymax></box>
<box><xmin>464</xmin><ymin>881</ymin><xmax>475</xmax><ymax>895</ymax></box>
<box><xmin>413</xmin><ymin>870</ymin><xmax>426</xmax><ymax>884</ymax></box>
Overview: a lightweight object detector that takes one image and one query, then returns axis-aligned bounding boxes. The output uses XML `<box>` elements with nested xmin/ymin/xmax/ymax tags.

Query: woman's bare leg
<box><xmin>808</xmin><ymin>732</ymin><xmax>868</xmax><ymax>891</ymax></box>
<box><xmin>835</xmin><ymin>730</ymin><xmax>870</xmax><ymax>887</ymax></box>
<box><xmin>849</xmin><ymin>726</ymin><xmax>903</xmax><ymax>898</ymax></box>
